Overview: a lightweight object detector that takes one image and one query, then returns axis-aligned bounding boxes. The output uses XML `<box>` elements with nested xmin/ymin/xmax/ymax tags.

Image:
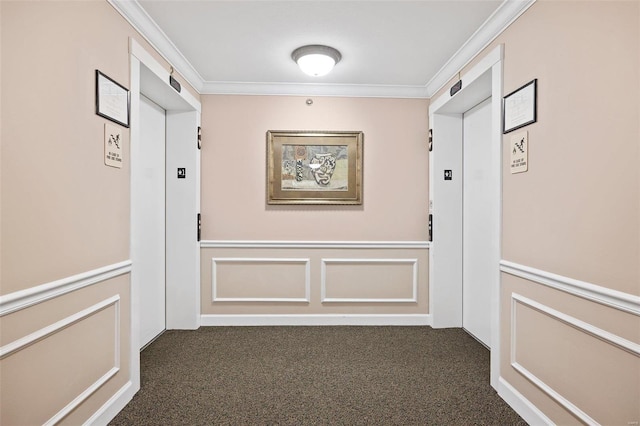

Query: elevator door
<box><xmin>462</xmin><ymin>97</ymin><xmax>492</xmax><ymax>347</ymax></box>
<box><xmin>138</xmin><ymin>94</ymin><xmax>166</xmax><ymax>348</ymax></box>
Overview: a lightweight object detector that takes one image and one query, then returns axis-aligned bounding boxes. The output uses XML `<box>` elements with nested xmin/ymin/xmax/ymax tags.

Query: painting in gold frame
<box><xmin>267</xmin><ymin>130</ymin><xmax>363</xmax><ymax>205</ymax></box>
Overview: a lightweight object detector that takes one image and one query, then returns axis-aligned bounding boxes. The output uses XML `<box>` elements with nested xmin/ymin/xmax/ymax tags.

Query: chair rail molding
<box><xmin>0</xmin><ymin>260</ymin><xmax>132</xmax><ymax>317</ymax></box>
<box><xmin>500</xmin><ymin>260</ymin><xmax>640</xmax><ymax>316</ymax></box>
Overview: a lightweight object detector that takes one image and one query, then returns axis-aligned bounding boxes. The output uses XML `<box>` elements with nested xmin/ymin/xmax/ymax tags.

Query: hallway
<box><xmin>111</xmin><ymin>327</ymin><xmax>526</xmax><ymax>425</ymax></box>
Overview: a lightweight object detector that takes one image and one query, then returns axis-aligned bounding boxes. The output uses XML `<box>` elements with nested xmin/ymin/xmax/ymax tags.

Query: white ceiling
<box><xmin>113</xmin><ymin>0</ymin><xmax>533</xmax><ymax>97</ymax></box>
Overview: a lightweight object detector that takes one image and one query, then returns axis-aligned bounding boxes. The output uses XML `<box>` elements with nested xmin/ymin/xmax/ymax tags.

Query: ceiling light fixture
<box><xmin>291</xmin><ymin>45</ymin><xmax>342</xmax><ymax>77</ymax></box>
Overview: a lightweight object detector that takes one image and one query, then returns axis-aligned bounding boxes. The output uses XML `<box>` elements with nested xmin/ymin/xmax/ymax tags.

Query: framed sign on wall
<box><xmin>267</xmin><ymin>130</ymin><xmax>363</xmax><ymax>205</ymax></box>
<box><xmin>96</xmin><ymin>70</ymin><xmax>130</xmax><ymax>128</ymax></box>
<box><xmin>503</xmin><ymin>79</ymin><xmax>537</xmax><ymax>134</ymax></box>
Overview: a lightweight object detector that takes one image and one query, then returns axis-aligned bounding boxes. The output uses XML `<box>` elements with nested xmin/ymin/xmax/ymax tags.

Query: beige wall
<box><xmin>201</xmin><ymin>95</ymin><xmax>429</xmax><ymax>241</ymax></box>
<box><xmin>1</xmin><ymin>0</ymin><xmax>195</xmax><ymax>293</ymax></box>
<box><xmin>3</xmin><ymin>0</ymin><xmax>637</xmax><ymax>423</ymax></box>
<box><xmin>200</xmin><ymin>95</ymin><xmax>429</xmax><ymax>317</ymax></box>
<box><xmin>499</xmin><ymin>0</ymin><xmax>639</xmax><ymax>293</ymax></box>
<box><xmin>432</xmin><ymin>1</ymin><xmax>639</xmax><ymax>423</ymax></box>
<box><xmin>0</xmin><ymin>1</ymin><xmax>199</xmax><ymax>424</ymax></box>
<box><xmin>434</xmin><ymin>0</ymin><xmax>639</xmax><ymax>291</ymax></box>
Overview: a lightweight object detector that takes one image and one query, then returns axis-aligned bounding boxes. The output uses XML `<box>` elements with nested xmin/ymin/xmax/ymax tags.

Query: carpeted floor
<box><xmin>110</xmin><ymin>326</ymin><xmax>527</xmax><ymax>425</ymax></box>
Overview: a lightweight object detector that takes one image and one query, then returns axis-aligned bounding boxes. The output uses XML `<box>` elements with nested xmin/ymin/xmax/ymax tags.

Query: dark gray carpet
<box><xmin>110</xmin><ymin>326</ymin><xmax>527</xmax><ymax>425</ymax></box>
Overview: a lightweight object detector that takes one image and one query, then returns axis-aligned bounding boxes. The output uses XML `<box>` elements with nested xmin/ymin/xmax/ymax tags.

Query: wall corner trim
<box><xmin>200</xmin><ymin>240</ymin><xmax>430</xmax><ymax>250</ymax></box>
<box><xmin>500</xmin><ymin>260</ymin><xmax>640</xmax><ymax>316</ymax></box>
<box><xmin>0</xmin><ymin>260</ymin><xmax>132</xmax><ymax>316</ymax></box>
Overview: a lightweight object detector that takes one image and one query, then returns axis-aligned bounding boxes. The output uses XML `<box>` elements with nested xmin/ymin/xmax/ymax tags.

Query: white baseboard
<box><xmin>498</xmin><ymin>377</ymin><xmax>553</xmax><ymax>426</ymax></box>
<box><xmin>83</xmin><ymin>380</ymin><xmax>137</xmax><ymax>426</ymax></box>
<box><xmin>200</xmin><ymin>314</ymin><xmax>431</xmax><ymax>326</ymax></box>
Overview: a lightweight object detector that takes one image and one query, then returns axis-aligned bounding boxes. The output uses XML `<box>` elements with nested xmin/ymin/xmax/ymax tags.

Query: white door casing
<box><xmin>129</xmin><ymin>39</ymin><xmax>202</xmax><ymax>398</ymax></box>
<box><xmin>428</xmin><ymin>45</ymin><xmax>503</xmax><ymax>389</ymax></box>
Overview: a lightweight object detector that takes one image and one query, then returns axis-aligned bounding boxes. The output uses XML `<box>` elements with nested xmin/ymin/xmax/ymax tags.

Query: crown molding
<box><xmin>108</xmin><ymin>0</ymin><xmax>205</xmax><ymax>93</ymax></box>
<box><xmin>200</xmin><ymin>81</ymin><xmax>429</xmax><ymax>98</ymax></box>
<box><xmin>425</xmin><ymin>0</ymin><xmax>536</xmax><ymax>97</ymax></box>
<box><xmin>110</xmin><ymin>0</ymin><xmax>535</xmax><ymax>98</ymax></box>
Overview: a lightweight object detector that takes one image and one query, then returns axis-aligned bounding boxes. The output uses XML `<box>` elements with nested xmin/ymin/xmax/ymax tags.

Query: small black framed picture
<box><xmin>503</xmin><ymin>79</ymin><xmax>537</xmax><ymax>134</ymax></box>
<box><xmin>96</xmin><ymin>70</ymin><xmax>130</xmax><ymax>128</ymax></box>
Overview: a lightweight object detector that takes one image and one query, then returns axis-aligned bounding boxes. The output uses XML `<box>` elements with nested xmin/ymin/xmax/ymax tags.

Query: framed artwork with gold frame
<box><xmin>267</xmin><ymin>130</ymin><xmax>363</xmax><ymax>205</ymax></box>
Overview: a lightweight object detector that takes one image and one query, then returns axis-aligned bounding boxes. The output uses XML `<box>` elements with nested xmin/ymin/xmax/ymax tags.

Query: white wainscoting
<box><xmin>321</xmin><ymin>258</ymin><xmax>418</xmax><ymax>303</ymax></box>
<box><xmin>499</xmin><ymin>261</ymin><xmax>640</xmax><ymax>426</ymax></box>
<box><xmin>1</xmin><ymin>296</ymin><xmax>121</xmax><ymax>425</ymax></box>
<box><xmin>200</xmin><ymin>314</ymin><xmax>431</xmax><ymax>326</ymax></box>
<box><xmin>211</xmin><ymin>257</ymin><xmax>311</xmax><ymax>302</ymax></box>
<box><xmin>509</xmin><ymin>293</ymin><xmax>639</xmax><ymax>426</ymax></box>
<box><xmin>201</xmin><ymin>240</ymin><xmax>430</xmax><ymax>326</ymax></box>
<box><xmin>0</xmin><ymin>261</ymin><xmax>132</xmax><ymax>426</ymax></box>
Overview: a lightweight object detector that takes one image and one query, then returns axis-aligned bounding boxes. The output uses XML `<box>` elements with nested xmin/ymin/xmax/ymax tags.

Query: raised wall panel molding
<box><xmin>201</xmin><ymin>240</ymin><xmax>430</xmax><ymax>249</ymax></box>
<box><xmin>108</xmin><ymin>0</ymin><xmax>204</xmax><ymax>92</ymax></box>
<box><xmin>0</xmin><ymin>295</ymin><xmax>121</xmax><ymax>359</ymax></box>
<box><xmin>211</xmin><ymin>258</ymin><xmax>311</xmax><ymax>303</ymax></box>
<box><xmin>425</xmin><ymin>0</ymin><xmax>536</xmax><ymax>97</ymax></box>
<box><xmin>0</xmin><ymin>296</ymin><xmax>121</xmax><ymax>426</ymax></box>
<box><xmin>500</xmin><ymin>260</ymin><xmax>640</xmax><ymax>316</ymax></box>
<box><xmin>510</xmin><ymin>293</ymin><xmax>640</xmax><ymax>426</ymax></box>
<box><xmin>46</xmin><ymin>367</ymin><xmax>120</xmax><ymax>426</ymax></box>
<box><xmin>200</xmin><ymin>314</ymin><xmax>431</xmax><ymax>327</ymax></box>
<box><xmin>321</xmin><ymin>258</ymin><xmax>419</xmax><ymax>303</ymax></box>
<box><xmin>0</xmin><ymin>260</ymin><xmax>132</xmax><ymax>317</ymax></box>
<box><xmin>511</xmin><ymin>293</ymin><xmax>640</xmax><ymax>359</ymax></box>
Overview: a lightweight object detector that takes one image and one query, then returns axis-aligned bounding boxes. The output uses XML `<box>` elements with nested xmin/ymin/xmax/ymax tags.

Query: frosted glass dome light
<box><xmin>292</xmin><ymin>45</ymin><xmax>342</xmax><ymax>77</ymax></box>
